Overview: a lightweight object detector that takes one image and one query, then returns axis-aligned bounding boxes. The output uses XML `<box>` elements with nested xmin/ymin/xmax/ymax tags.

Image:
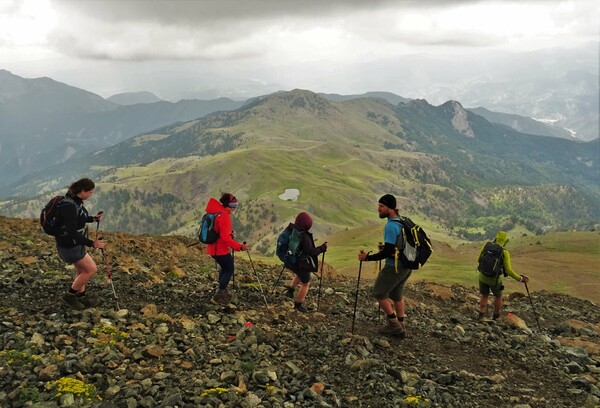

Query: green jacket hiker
<box><xmin>478</xmin><ymin>231</ymin><xmax>529</xmax><ymax>320</ymax></box>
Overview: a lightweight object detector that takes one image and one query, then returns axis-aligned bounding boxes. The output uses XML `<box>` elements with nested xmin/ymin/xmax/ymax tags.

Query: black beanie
<box><xmin>378</xmin><ymin>194</ymin><xmax>397</xmax><ymax>210</ymax></box>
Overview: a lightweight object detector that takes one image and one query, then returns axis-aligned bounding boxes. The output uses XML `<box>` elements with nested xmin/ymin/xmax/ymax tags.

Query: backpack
<box><xmin>197</xmin><ymin>212</ymin><xmax>222</xmax><ymax>244</ymax></box>
<box><xmin>39</xmin><ymin>196</ymin><xmax>78</xmax><ymax>236</ymax></box>
<box><xmin>477</xmin><ymin>242</ymin><xmax>505</xmax><ymax>277</ymax></box>
<box><xmin>392</xmin><ymin>216</ymin><xmax>433</xmax><ymax>270</ymax></box>
<box><xmin>276</xmin><ymin>228</ymin><xmax>304</xmax><ymax>267</ymax></box>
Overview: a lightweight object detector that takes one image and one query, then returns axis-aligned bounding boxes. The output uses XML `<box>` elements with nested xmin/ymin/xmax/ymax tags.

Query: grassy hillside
<box><xmin>279</xmin><ymin>228</ymin><xmax>600</xmax><ymax>303</ymax></box>
<box><xmin>1</xmin><ymin>90</ymin><xmax>598</xmax><ymax>254</ymax></box>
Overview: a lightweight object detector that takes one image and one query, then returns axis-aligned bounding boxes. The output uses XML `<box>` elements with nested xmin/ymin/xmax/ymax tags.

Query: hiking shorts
<box><xmin>372</xmin><ymin>264</ymin><xmax>412</xmax><ymax>301</ymax></box>
<box><xmin>56</xmin><ymin>243</ymin><xmax>87</xmax><ymax>264</ymax></box>
<box><xmin>292</xmin><ymin>268</ymin><xmax>311</xmax><ymax>284</ymax></box>
<box><xmin>479</xmin><ymin>280</ymin><xmax>504</xmax><ymax>297</ymax></box>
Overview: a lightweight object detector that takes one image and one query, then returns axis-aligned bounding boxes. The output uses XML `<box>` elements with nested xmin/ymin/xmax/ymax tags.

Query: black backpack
<box><xmin>39</xmin><ymin>196</ymin><xmax>78</xmax><ymax>236</ymax></box>
<box><xmin>392</xmin><ymin>216</ymin><xmax>432</xmax><ymax>270</ymax></box>
<box><xmin>197</xmin><ymin>212</ymin><xmax>222</xmax><ymax>244</ymax></box>
<box><xmin>477</xmin><ymin>242</ymin><xmax>505</xmax><ymax>277</ymax></box>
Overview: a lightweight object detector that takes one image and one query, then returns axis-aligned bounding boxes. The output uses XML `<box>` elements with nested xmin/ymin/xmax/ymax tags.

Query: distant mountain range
<box><xmin>1</xmin><ymin>89</ymin><xmax>597</xmax><ymax>252</ymax></box>
<box><xmin>0</xmin><ymin>69</ymin><xmax>245</xmax><ymax>188</ymax></box>
<box><xmin>107</xmin><ymin>91</ymin><xmax>163</xmax><ymax>105</ymax></box>
<box><xmin>2</xmin><ymin>69</ymin><xmax>595</xmax><ymax>192</ymax></box>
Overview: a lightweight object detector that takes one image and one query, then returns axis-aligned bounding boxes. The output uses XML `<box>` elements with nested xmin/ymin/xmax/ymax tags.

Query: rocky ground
<box><xmin>0</xmin><ymin>216</ymin><xmax>599</xmax><ymax>408</ymax></box>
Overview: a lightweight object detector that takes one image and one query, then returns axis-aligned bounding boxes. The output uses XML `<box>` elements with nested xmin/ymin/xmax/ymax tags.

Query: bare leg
<box><xmin>493</xmin><ymin>296</ymin><xmax>503</xmax><ymax>315</ymax></box>
<box><xmin>394</xmin><ymin>299</ymin><xmax>405</xmax><ymax>318</ymax></box>
<box><xmin>297</xmin><ymin>282</ymin><xmax>310</xmax><ymax>302</ymax></box>
<box><xmin>378</xmin><ymin>298</ymin><xmax>394</xmax><ymax>315</ymax></box>
<box><xmin>479</xmin><ymin>294</ymin><xmax>489</xmax><ymax>315</ymax></box>
<box><xmin>289</xmin><ymin>275</ymin><xmax>300</xmax><ymax>289</ymax></box>
<box><xmin>70</xmin><ymin>254</ymin><xmax>97</xmax><ymax>292</ymax></box>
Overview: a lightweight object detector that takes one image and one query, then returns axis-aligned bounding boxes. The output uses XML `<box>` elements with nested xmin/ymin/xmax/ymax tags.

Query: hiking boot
<box><xmin>78</xmin><ymin>294</ymin><xmax>102</xmax><ymax>308</ymax></box>
<box><xmin>378</xmin><ymin>319</ymin><xmax>406</xmax><ymax>338</ymax></box>
<box><xmin>211</xmin><ymin>290</ymin><xmax>229</xmax><ymax>306</ymax></box>
<box><xmin>62</xmin><ymin>292</ymin><xmax>86</xmax><ymax>310</ymax></box>
<box><xmin>284</xmin><ymin>287</ymin><xmax>295</xmax><ymax>299</ymax></box>
<box><xmin>294</xmin><ymin>302</ymin><xmax>308</xmax><ymax>313</ymax></box>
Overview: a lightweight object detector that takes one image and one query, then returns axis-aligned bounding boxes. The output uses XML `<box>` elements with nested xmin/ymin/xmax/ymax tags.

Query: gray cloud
<box><xmin>2</xmin><ymin>0</ymin><xmax>597</xmax><ymax>105</ymax></box>
<box><xmin>52</xmin><ymin>0</ymin><xmax>484</xmax><ymax>24</ymax></box>
<box><xmin>46</xmin><ymin>0</ymin><xmax>592</xmax><ymax>62</ymax></box>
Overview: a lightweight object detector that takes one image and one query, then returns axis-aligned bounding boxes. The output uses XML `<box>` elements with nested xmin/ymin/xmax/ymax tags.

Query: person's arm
<box><xmin>365</xmin><ymin>243</ymin><xmax>395</xmax><ymax>261</ymax></box>
<box><xmin>503</xmin><ymin>250</ymin><xmax>524</xmax><ymax>282</ymax></box>
<box><xmin>216</xmin><ymin>214</ymin><xmax>243</xmax><ymax>251</ymax></box>
<box><xmin>300</xmin><ymin>233</ymin><xmax>326</xmax><ymax>257</ymax></box>
<box><xmin>367</xmin><ymin>221</ymin><xmax>399</xmax><ymax>261</ymax></box>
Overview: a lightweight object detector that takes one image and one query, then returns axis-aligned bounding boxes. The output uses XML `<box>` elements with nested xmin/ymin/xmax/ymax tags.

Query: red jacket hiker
<box><xmin>204</xmin><ymin>197</ymin><xmax>244</xmax><ymax>256</ymax></box>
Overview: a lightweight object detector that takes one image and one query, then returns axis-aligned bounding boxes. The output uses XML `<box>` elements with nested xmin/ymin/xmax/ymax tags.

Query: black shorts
<box><xmin>56</xmin><ymin>244</ymin><xmax>87</xmax><ymax>264</ymax></box>
<box><xmin>290</xmin><ymin>268</ymin><xmax>311</xmax><ymax>284</ymax></box>
<box><xmin>479</xmin><ymin>281</ymin><xmax>504</xmax><ymax>297</ymax></box>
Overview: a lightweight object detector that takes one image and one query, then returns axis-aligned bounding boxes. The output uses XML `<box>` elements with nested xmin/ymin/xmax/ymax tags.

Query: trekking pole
<box><xmin>95</xmin><ymin>211</ymin><xmax>103</xmax><ymax>241</ymax></box>
<box><xmin>244</xmin><ymin>242</ymin><xmax>269</xmax><ymax>307</ymax></box>
<box><xmin>100</xmin><ymin>247</ymin><xmax>120</xmax><ymax>310</ymax></box>
<box><xmin>351</xmin><ymin>251</ymin><xmax>371</xmax><ymax>334</ymax></box>
<box><xmin>97</xmin><ymin>232</ymin><xmax>120</xmax><ymax>311</ymax></box>
<box><xmin>316</xmin><ymin>252</ymin><xmax>326</xmax><ymax>311</ymax></box>
<box><xmin>94</xmin><ymin>213</ymin><xmax>120</xmax><ymax>309</ymax></box>
<box><xmin>524</xmin><ymin>281</ymin><xmax>541</xmax><ymax>331</ymax></box>
<box><xmin>377</xmin><ymin>259</ymin><xmax>382</xmax><ymax>323</ymax></box>
<box><xmin>270</xmin><ymin>264</ymin><xmax>287</xmax><ymax>297</ymax></box>
<box><xmin>231</xmin><ymin>248</ymin><xmax>235</xmax><ymax>291</ymax></box>
<box><xmin>93</xmin><ymin>211</ymin><xmax>104</xmax><ymax>252</ymax></box>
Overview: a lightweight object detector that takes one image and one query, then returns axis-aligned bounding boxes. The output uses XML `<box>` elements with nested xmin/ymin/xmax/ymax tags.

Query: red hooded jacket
<box><xmin>204</xmin><ymin>197</ymin><xmax>243</xmax><ymax>256</ymax></box>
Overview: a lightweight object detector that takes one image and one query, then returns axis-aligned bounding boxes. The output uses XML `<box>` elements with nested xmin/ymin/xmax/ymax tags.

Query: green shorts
<box><xmin>372</xmin><ymin>264</ymin><xmax>412</xmax><ymax>301</ymax></box>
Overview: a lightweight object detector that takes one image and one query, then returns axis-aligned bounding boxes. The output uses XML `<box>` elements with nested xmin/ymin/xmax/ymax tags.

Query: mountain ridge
<box><xmin>1</xmin><ymin>90</ymin><xmax>597</xmax><ymax>265</ymax></box>
<box><xmin>0</xmin><ymin>70</ymin><xmax>245</xmax><ymax>188</ymax></box>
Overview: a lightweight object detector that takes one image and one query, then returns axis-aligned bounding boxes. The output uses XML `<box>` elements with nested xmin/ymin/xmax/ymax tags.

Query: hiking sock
<box><xmin>387</xmin><ymin>312</ymin><xmax>397</xmax><ymax>320</ymax></box>
<box><xmin>492</xmin><ymin>313</ymin><xmax>500</xmax><ymax>320</ymax></box>
<box><xmin>478</xmin><ymin>312</ymin><xmax>485</xmax><ymax>320</ymax></box>
<box><xmin>76</xmin><ymin>291</ymin><xmax>86</xmax><ymax>297</ymax></box>
<box><xmin>398</xmin><ymin>316</ymin><xmax>405</xmax><ymax>322</ymax></box>
<box><xmin>68</xmin><ymin>287</ymin><xmax>78</xmax><ymax>295</ymax></box>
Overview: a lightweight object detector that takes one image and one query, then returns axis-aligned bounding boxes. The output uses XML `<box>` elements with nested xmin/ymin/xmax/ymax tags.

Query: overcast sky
<box><xmin>0</xmin><ymin>0</ymin><xmax>598</xmax><ymax>101</ymax></box>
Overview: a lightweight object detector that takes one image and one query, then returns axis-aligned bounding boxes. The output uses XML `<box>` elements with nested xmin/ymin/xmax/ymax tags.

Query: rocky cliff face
<box><xmin>0</xmin><ymin>216</ymin><xmax>598</xmax><ymax>407</ymax></box>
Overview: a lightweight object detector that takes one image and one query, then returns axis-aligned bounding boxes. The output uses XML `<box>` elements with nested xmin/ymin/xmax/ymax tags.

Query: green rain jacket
<box><xmin>478</xmin><ymin>231</ymin><xmax>522</xmax><ymax>286</ymax></box>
